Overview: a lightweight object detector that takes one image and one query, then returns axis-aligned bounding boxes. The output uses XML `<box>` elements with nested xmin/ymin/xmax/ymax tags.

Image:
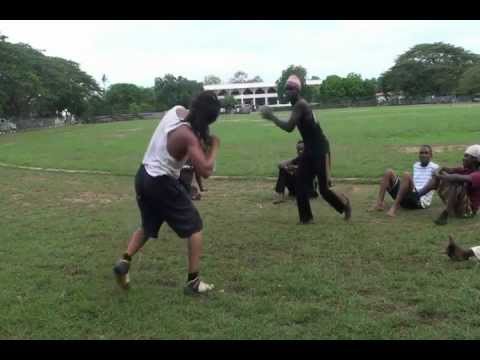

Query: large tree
<box><xmin>204</xmin><ymin>74</ymin><xmax>221</xmax><ymax>85</ymax></box>
<box><xmin>0</xmin><ymin>38</ymin><xmax>101</xmax><ymax>118</ymax></box>
<box><xmin>154</xmin><ymin>74</ymin><xmax>203</xmax><ymax>110</ymax></box>
<box><xmin>381</xmin><ymin>42</ymin><xmax>480</xmax><ymax>97</ymax></box>
<box><xmin>457</xmin><ymin>64</ymin><xmax>480</xmax><ymax>96</ymax></box>
<box><xmin>230</xmin><ymin>70</ymin><xmax>249</xmax><ymax>83</ymax></box>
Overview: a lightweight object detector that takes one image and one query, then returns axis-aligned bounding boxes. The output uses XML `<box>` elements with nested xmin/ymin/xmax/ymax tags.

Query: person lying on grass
<box><xmin>370</xmin><ymin>145</ymin><xmax>439</xmax><ymax>217</ymax></box>
<box><xmin>446</xmin><ymin>236</ymin><xmax>480</xmax><ymax>261</ymax></box>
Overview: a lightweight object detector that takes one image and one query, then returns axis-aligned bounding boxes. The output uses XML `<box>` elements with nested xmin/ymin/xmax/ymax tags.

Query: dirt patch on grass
<box><xmin>63</xmin><ymin>191</ymin><xmax>126</xmax><ymax>205</ymax></box>
<box><xmin>400</xmin><ymin>145</ymin><xmax>468</xmax><ymax>154</ymax></box>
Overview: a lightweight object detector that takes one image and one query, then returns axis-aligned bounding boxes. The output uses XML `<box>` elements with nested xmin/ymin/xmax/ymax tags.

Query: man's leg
<box><xmin>434</xmin><ymin>184</ymin><xmax>462</xmax><ymax>225</ymax></box>
<box><xmin>285</xmin><ymin>172</ymin><xmax>296</xmax><ymax>197</ymax></box>
<box><xmin>184</xmin><ymin>231</ymin><xmax>214</xmax><ymax>294</ymax></box>
<box><xmin>387</xmin><ymin>172</ymin><xmax>414</xmax><ymax>217</ymax></box>
<box><xmin>114</xmin><ymin>227</ymin><xmax>148</xmax><ymax>290</ymax></box>
<box><xmin>371</xmin><ymin>169</ymin><xmax>397</xmax><ymax>211</ymax></box>
<box><xmin>274</xmin><ymin>168</ymin><xmax>288</xmax><ymax>204</ymax></box>
<box><xmin>295</xmin><ymin>160</ymin><xmax>315</xmax><ymax>224</ymax></box>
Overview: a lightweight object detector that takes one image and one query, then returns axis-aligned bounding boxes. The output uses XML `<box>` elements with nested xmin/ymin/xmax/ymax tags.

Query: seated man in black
<box><xmin>274</xmin><ymin>140</ymin><xmax>319</xmax><ymax>204</ymax></box>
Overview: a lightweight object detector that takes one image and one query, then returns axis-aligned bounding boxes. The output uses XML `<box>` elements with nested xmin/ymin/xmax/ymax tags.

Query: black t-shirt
<box><xmin>295</xmin><ymin>100</ymin><xmax>329</xmax><ymax>158</ymax></box>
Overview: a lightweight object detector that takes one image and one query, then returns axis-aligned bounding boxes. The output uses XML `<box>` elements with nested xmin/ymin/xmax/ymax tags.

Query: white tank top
<box><xmin>142</xmin><ymin>106</ymin><xmax>191</xmax><ymax>179</ymax></box>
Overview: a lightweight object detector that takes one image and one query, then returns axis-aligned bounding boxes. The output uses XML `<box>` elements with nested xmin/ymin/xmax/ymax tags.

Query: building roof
<box><xmin>204</xmin><ymin>79</ymin><xmax>322</xmax><ymax>91</ymax></box>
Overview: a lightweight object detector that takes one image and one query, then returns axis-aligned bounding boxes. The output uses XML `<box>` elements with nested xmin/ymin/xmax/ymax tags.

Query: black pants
<box><xmin>275</xmin><ymin>168</ymin><xmax>297</xmax><ymax>196</ymax></box>
<box><xmin>275</xmin><ymin>168</ymin><xmax>318</xmax><ymax>198</ymax></box>
<box><xmin>296</xmin><ymin>154</ymin><xmax>345</xmax><ymax>222</ymax></box>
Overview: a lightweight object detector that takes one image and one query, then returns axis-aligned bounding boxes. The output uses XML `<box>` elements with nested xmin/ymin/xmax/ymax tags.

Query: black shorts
<box><xmin>388</xmin><ymin>176</ymin><xmax>423</xmax><ymax>209</ymax></box>
<box><xmin>135</xmin><ymin>165</ymin><xmax>203</xmax><ymax>239</ymax></box>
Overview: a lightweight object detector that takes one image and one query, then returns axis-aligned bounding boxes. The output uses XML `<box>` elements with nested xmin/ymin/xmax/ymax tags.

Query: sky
<box><xmin>1</xmin><ymin>20</ymin><xmax>480</xmax><ymax>88</ymax></box>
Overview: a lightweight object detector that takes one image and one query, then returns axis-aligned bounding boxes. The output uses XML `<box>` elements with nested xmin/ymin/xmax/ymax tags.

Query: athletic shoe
<box><xmin>184</xmin><ymin>277</ymin><xmax>214</xmax><ymax>295</ymax></box>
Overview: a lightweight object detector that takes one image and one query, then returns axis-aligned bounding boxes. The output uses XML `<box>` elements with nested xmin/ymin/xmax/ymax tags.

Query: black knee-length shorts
<box><xmin>135</xmin><ymin>165</ymin><xmax>203</xmax><ymax>239</ymax></box>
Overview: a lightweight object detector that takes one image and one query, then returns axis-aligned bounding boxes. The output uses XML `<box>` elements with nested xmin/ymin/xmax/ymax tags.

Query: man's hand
<box><xmin>260</xmin><ymin>106</ymin><xmax>274</xmax><ymax>121</ymax></box>
<box><xmin>209</xmin><ymin>135</ymin><xmax>220</xmax><ymax>149</ymax></box>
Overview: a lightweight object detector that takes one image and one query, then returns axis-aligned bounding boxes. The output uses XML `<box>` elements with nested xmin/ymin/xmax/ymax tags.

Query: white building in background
<box><xmin>204</xmin><ymin>79</ymin><xmax>322</xmax><ymax>109</ymax></box>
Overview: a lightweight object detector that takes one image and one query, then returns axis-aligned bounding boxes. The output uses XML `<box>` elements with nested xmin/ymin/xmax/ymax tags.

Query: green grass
<box><xmin>1</xmin><ymin>103</ymin><xmax>479</xmax><ymax>178</ymax></box>
<box><xmin>1</xmin><ymin>103</ymin><xmax>480</xmax><ymax>339</ymax></box>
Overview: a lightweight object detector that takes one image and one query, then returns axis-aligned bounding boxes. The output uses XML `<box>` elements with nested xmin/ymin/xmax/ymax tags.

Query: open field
<box><xmin>1</xmin><ymin>103</ymin><xmax>480</xmax><ymax>179</ymax></box>
<box><xmin>1</xmin><ymin>104</ymin><xmax>479</xmax><ymax>339</ymax></box>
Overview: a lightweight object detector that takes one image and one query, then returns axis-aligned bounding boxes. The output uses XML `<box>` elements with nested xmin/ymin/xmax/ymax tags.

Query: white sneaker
<box><xmin>184</xmin><ymin>277</ymin><xmax>214</xmax><ymax>295</ymax></box>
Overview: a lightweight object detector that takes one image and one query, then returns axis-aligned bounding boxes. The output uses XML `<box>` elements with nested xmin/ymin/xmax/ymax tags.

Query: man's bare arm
<box><xmin>260</xmin><ymin>103</ymin><xmax>305</xmax><ymax>133</ymax></box>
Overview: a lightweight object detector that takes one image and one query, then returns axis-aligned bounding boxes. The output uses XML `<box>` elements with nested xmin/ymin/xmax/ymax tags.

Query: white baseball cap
<box><xmin>465</xmin><ymin>144</ymin><xmax>480</xmax><ymax>161</ymax></box>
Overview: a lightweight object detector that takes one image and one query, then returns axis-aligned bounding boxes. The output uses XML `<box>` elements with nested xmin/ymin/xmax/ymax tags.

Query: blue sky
<box><xmin>1</xmin><ymin>20</ymin><xmax>479</xmax><ymax>87</ymax></box>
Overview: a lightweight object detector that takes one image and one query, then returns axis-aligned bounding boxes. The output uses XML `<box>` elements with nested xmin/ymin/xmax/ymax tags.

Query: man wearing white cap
<box><xmin>260</xmin><ymin>74</ymin><xmax>351</xmax><ymax>224</ymax></box>
<box><xmin>416</xmin><ymin>144</ymin><xmax>480</xmax><ymax>225</ymax></box>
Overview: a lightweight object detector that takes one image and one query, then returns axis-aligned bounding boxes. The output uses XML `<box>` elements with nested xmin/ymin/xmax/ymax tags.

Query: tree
<box><xmin>248</xmin><ymin>75</ymin><xmax>263</xmax><ymax>83</ymax></box>
<box><xmin>275</xmin><ymin>65</ymin><xmax>308</xmax><ymax>102</ymax></box>
<box><xmin>0</xmin><ymin>39</ymin><xmax>101</xmax><ymax>118</ymax></box>
<box><xmin>311</xmin><ymin>76</ymin><xmax>320</xmax><ymax>80</ymax></box>
<box><xmin>381</xmin><ymin>42</ymin><xmax>480</xmax><ymax>97</ymax></box>
<box><xmin>457</xmin><ymin>64</ymin><xmax>480</xmax><ymax>96</ymax></box>
<box><xmin>221</xmin><ymin>95</ymin><xmax>237</xmax><ymax>113</ymax></box>
<box><xmin>317</xmin><ymin>75</ymin><xmax>345</xmax><ymax>101</ymax></box>
<box><xmin>230</xmin><ymin>70</ymin><xmax>249</xmax><ymax>83</ymax></box>
<box><xmin>204</xmin><ymin>75</ymin><xmax>221</xmax><ymax>85</ymax></box>
<box><xmin>154</xmin><ymin>74</ymin><xmax>203</xmax><ymax>110</ymax></box>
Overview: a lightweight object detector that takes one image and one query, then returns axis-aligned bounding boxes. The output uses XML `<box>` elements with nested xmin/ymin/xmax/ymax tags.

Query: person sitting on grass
<box><xmin>416</xmin><ymin>144</ymin><xmax>480</xmax><ymax>225</ymax></box>
<box><xmin>273</xmin><ymin>140</ymin><xmax>318</xmax><ymax>204</ymax></box>
<box><xmin>446</xmin><ymin>235</ymin><xmax>480</xmax><ymax>261</ymax></box>
<box><xmin>370</xmin><ymin>145</ymin><xmax>439</xmax><ymax>217</ymax></box>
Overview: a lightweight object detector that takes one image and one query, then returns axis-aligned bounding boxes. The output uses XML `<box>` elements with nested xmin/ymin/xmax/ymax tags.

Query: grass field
<box><xmin>1</xmin><ymin>103</ymin><xmax>479</xmax><ymax>178</ymax></box>
<box><xmin>1</xmin><ymin>104</ymin><xmax>480</xmax><ymax>339</ymax></box>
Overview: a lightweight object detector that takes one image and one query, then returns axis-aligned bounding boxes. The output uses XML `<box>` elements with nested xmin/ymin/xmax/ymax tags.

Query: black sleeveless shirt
<box><xmin>295</xmin><ymin>100</ymin><xmax>329</xmax><ymax>158</ymax></box>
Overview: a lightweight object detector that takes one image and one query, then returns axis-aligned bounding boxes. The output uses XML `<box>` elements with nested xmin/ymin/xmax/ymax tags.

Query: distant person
<box><xmin>370</xmin><ymin>145</ymin><xmax>439</xmax><ymax>217</ymax></box>
<box><xmin>260</xmin><ymin>74</ymin><xmax>351</xmax><ymax>224</ymax></box>
<box><xmin>274</xmin><ymin>140</ymin><xmax>318</xmax><ymax>204</ymax></box>
<box><xmin>416</xmin><ymin>144</ymin><xmax>480</xmax><ymax>225</ymax></box>
<box><xmin>113</xmin><ymin>91</ymin><xmax>221</xmax><ymax>295</ymax></box>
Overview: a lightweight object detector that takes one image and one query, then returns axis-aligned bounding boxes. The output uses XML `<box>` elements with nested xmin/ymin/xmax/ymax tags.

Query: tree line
<box><xmin>2</xmin><ymin>32</ymin><xmax>480</xmax><ymax>123</ymax></box>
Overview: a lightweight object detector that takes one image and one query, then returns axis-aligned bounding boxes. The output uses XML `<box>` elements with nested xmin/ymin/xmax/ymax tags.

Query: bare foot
<box><xmin>446</xmin><ymin>236</ymin><xmax>470</xmax><ymax>261</ymax></box>
<box><xmin>386</xmin><ymin>208</ymin><xmax>396</xmax><ymax>217</ymax></box>
<box><xmin>368</xmin><ymin>203</ymin><xmax>384</xmax><ymax>212</ymax></box>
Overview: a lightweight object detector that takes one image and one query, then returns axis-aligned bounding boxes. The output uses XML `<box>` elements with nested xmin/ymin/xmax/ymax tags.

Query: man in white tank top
<box><xmin>113</xmin><ymin>91</ymin><xmax>221</xmax><ymax>295</ymax></box>
<box><xmin>370</xmin><ymin>145</ymin><xmax>439</xmax><ymax>217</ymax></box>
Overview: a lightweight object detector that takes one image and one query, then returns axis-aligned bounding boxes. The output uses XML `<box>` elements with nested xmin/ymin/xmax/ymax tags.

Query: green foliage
<box><xmin>315</xmin><ymin>73</ymin><xmax>377</xmax><ymax>103</ymax></box>
<box><xmin>154</xmin><ymin>74</ymin><xmax>203</xmax><ymax>110</ymax></box>
<box><xmin>204</xmin><ymin>74</ymin><xmax>221</xmax><ymax>85</ymax></box>
<box><xmin>0</xmin><ymin>38</ymin><xmax>101</xmax><ymax>118</ymax></box>
<box><xmin>221</xmin><ymin>95</ymin><xmax>237</xmax><ymax>113</ymax></box>
<box><xmin>381</xmin><ymin>42</ymin><xmax>480</xmax><ymax>97</ymax></box>
<box><xmin>104</xmin><ymin>83</ymin><xmax>155</xmax><ymax>115</ymax></box>
<box><xmin>457</xmin><ymin>64</ymin><xmax>480</xmax><ymax>96</ymax></box>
